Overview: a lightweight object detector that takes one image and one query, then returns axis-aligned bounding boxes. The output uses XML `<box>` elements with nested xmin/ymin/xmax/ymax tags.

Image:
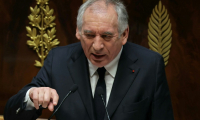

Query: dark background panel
<box><xmin>0</xmin><ymin>0</ymin><xmax>82</xmax><ymax>118</ymax></box>
<box><xmin>162</xmin><ymin>0</ymin><xmax>200</xmax><ymax>119</ymax></box>
<box><xmin>0</xmin><ymin>0</ymin><xmax>200</xmax><ymax>119</ymax></box>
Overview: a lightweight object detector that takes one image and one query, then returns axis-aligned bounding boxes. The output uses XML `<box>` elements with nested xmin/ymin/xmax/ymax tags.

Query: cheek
<box><xmin>107</xmin><ymin>42</ymin><xmax>122</xmax><ymax>57</ymax></box>
<box><xmin>81</xmin><ymin>39</ymin><xmax>93</xmax><ymax>55</ymax></box>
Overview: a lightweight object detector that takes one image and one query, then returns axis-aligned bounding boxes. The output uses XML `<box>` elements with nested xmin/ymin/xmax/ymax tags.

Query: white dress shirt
<box><xmin>25</xmin><ymin>47</ymin><xmax>122</xmax><ymax>109</ymax></box>
<box><xmin>88</xmin><ymin>47</ymin><xmax>122</xmax><ymax>105</ymax></box>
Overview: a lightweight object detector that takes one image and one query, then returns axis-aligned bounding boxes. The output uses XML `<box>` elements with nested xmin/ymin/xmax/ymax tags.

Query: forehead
<box><xmin>83</xmin><ymin>1</ymin><xmax>118</xmax><ymax>28</ymax></box>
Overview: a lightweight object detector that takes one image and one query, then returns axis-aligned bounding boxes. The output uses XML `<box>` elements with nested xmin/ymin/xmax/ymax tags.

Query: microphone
<box><xmin>48</xmin><ymin>84</ymin><xmax>78</xmax><ymax>120</ymax></box>
<box><xmin>96</xmin><ymin>87</ymin><xmax>111</xmax><ymax>120</ymax></box>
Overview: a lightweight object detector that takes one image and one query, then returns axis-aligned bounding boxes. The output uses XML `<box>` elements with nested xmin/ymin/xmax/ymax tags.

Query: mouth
<box><xmin>91</xmin><ymin>53</ymin><xmax>106</xmax><ymax>59</ymax></box>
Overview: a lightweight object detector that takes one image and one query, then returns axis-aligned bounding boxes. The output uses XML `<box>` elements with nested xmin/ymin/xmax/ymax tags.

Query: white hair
<box><xmin>77</xmin><ymin>0</ymin><xmax>129</xmax><ymax>36</ymax></box>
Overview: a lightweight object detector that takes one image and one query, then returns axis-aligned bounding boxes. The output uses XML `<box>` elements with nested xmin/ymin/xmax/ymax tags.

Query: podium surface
<box><xmin>0</xmin><ymin>115</ymin><xmax>55</xmax><ymax>120</ymax></box>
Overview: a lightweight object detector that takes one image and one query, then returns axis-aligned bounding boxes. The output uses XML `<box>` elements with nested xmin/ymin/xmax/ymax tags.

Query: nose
<box><xmin>93</xmin><ymin>36</ymin><xmax>104</xmax><ymax>51</ymax></box>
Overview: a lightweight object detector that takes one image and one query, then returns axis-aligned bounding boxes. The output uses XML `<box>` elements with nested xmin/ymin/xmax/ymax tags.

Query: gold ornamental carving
<box><xmin>148</xmin><ymin>1</ymin><xmax>172</xmax><ymax>66</ymax></box>
<box><xmin>26</xmin><ymin>0</ymin><xmax>60</xmax><ymax>67</ymax></box>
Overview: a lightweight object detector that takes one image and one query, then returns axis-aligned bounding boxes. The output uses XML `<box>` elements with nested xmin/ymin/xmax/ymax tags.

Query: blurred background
<box><xmin>0</xmin><ymin>0</ymin><xmax>200</xmax><ymax>119</ymax></box>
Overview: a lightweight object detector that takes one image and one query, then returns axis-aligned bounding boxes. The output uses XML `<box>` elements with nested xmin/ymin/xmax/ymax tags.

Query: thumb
<box><xmin>48</xmin><ymin>102</ymin><xmax>54</xmax><ymax>112</ymax></box>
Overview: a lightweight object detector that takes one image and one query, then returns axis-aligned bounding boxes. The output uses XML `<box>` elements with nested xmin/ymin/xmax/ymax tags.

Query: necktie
<box><xmin>94</xmin><ymin>67</ymin><xmax>106</xmax><ymax>120</ymax></box>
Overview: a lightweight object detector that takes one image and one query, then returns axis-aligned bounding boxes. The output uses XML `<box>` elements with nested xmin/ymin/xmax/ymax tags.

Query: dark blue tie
<box><xmin>94</xmin><ymin>67</ymin><xmax>106</xmax><ymax>120</ymax></box>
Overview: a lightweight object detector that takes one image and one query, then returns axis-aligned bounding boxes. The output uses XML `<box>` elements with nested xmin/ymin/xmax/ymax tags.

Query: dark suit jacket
<box><xmin>4</xmin><ymin>42</ymin><xmax>174</xmax><ymax>120</ymax></box>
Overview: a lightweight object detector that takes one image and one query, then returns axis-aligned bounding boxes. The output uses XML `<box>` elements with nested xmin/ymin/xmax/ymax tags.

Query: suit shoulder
<box><xmin>52</xmin><ymin>42</ymin><xmax>81</xmax><ymax>51</ymax></box>
<box><xmin>125</xmin><ymin>42</ymin><xmax>162</xmax><ymax>59</ymax></box>
<box><xmin>51</xmin><ymin>42</ymin><xmax>81</xmax><ymax>54</ymax></box>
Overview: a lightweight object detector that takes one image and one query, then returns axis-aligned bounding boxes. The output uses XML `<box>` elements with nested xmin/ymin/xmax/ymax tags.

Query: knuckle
<box><xmin>45</xmin><ymin>87</ymin><xmax>51</xmax><ymax>90</ymax></box>
<box><xmin>31</xmin><ymin>91</ymin><xmax>37</xmax><ymax>96</ymax></box>
<box><xmin>32</xmin><ymin>95</ymin><xmax>38</xmax><ymax>101</ymax></box>
<box><xmin>43</xmin><ymin>99</ymin><xmax>49</xmax><ymax>103</ymax></box>
<box><xmin>38</xmin><ymin>96</ymin><xmax>43</xmax><ymax>101</ymax></box>
<box><xmin>38</xmin><ymin>99</ymin><xmax>43</xmax><ymax>103</ymax></box>
<box><xmin>52</xmin><ymin>91</ymin><xmax>58</xmax><ymax>97</ymax></box>
<box><xmin>51</xmin><ymin>89</ymin><xmax>56</xmax><ymax>93</ymax></box>
<box><xmin>35</xmin><ymin>88</ymin><xmax>40</xmax><ymax>92</ymax></box>
<box><xmin>43</xmin><ymin>97</ymin><xmax>50</xmax><ymax>102</ymax></box>
<box><xmin>32</xmin><ymin>98</ymin><xmax>38</xmax><ymax>101</ymax></box>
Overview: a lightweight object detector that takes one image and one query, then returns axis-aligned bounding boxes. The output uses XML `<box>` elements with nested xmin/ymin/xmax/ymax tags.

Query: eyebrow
<box><xmin>102</xmin><ymin>32</ymin><xmax>113</xmax><ymax>35</ymax></box>
<box><xmin>83</xmin><ymin>30</ymin><xmax>114</xmax><ymax>35</ymax></box>
<box><xmin>83</xmin><ymin>30</ymin><xmax>94</xmax><ymax>34</ymax></box>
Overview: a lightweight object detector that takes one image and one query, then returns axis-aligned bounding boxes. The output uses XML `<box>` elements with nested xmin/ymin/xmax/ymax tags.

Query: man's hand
<box><xmin>29</xmin><ymin>87</ymin><xmax>59</xmax><ymax>112</ymax></box>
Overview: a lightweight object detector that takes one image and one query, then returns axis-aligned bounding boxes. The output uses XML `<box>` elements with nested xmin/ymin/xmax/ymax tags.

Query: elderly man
<box><xmin>4</xmin><ymin>0</ymin><xmax>174</xmax><ymax>120</ymax></box>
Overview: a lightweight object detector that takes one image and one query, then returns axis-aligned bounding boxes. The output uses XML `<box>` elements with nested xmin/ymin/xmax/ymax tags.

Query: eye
<box><xmin>84</xmin><ymin>34</ymin><xmax>95</xmax><ymax>39</ymax></box>
<box><xmin>102</xmin><ymin>35</ymin><xmax>113</xmax><ymax>40</ymax></box>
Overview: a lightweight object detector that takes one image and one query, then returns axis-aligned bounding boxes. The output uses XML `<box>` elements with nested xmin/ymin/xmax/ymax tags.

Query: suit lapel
<box><xmin>107</xmin><ymin>45</ymin><xmax>140</xmax><ymax>118</ymax></box>
<box><xmin>68</xmin><ymin>46</ymin><xmax>95</xmax><ymax>120</ymax></box>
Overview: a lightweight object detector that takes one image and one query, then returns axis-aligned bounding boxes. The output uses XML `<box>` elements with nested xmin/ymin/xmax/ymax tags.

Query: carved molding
<box><xmin>148</xmin><ymin>1</ymin><xmax>172</xmax><ymax>66</ymax></box>
<box><xmin>26</xmin><ymin>0</ymin><xmax>60</xmax><ymax>67</ymax></box>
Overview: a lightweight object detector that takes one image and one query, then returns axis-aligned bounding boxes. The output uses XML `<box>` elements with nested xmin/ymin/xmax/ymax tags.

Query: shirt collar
<box><xmin>88</xmin><ymin>47</ymin><xmax>123</xmax><ymax>78</ymax></box>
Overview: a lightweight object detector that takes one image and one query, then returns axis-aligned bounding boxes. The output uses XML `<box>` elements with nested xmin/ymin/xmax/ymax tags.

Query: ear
<box><xmin>76</xmin><ymin>27</ymin><xmax>81</xmax><ymax>40</ymax></box>
<box><xmin>121</xmin><ymin>26</ymin><xmax>129</xmax><ymax>45</ymax></box>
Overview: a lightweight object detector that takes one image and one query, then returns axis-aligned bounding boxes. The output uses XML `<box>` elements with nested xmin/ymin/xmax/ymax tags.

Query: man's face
<box><xmin>76</xmin><ymin>2</ymin><xmax>128</xmax><ymax>67</ymax></box>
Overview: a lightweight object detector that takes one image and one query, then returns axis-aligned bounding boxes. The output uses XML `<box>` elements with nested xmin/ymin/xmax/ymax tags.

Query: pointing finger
<box><xmin>51</xmin><ymin>89</ymin><xmax>59</xmax><ymax>106</ymax></box>
<box><xmin>48</xmin><ymin>102</ymin><xmax>54</xmax><ymax>112</ymax></box>
<box><xmin>43</xmin><ymin>89</ymin><xmax>50</xmax><ymax>108</ymax></box>
<box><xmin>31</xmin><ymin>89</ymin><xmax>39</xmax><ymax>110</ymax></box>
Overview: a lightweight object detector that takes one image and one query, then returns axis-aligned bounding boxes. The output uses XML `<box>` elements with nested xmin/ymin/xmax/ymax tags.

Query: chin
<box><xmin>92</xmin><ymin>61</ymin><xmax>106</xmax><ymax>67</ymax></box>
